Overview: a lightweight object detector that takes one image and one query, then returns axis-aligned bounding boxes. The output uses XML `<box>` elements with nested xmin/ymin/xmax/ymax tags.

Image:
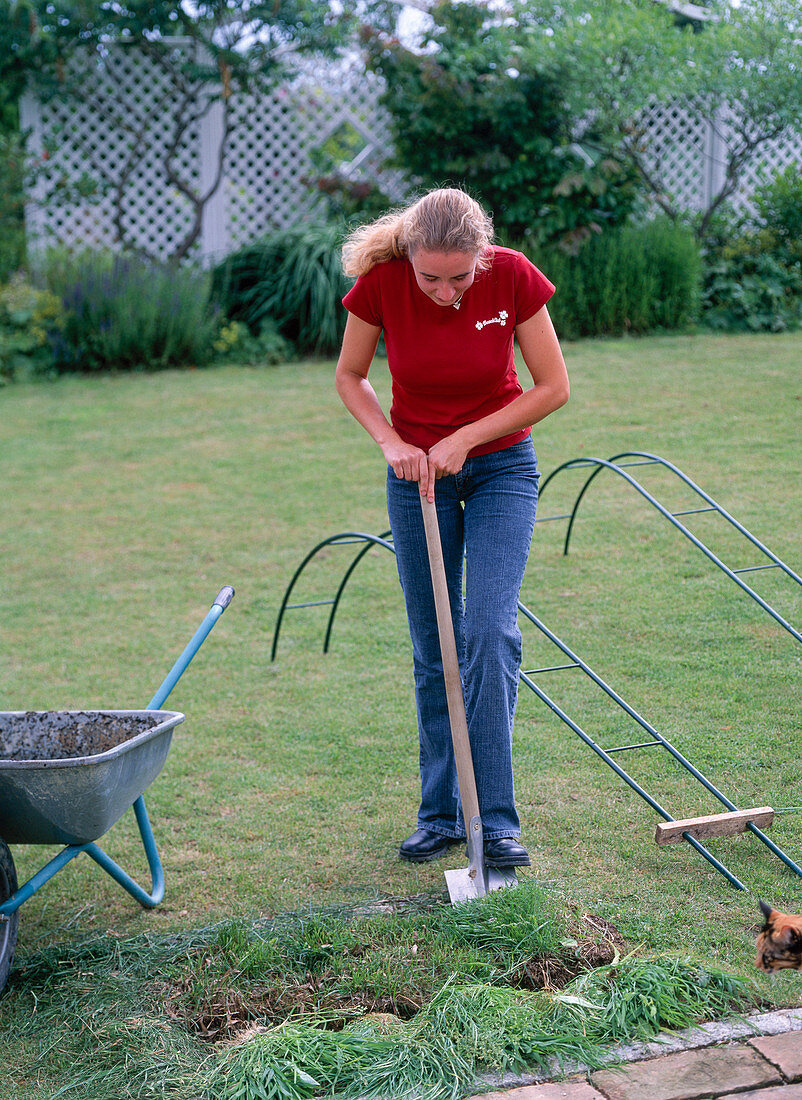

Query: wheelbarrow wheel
<box><xmin>0</xmin><ymin>838</ymin><xmax>18</xmax><ymax>995</ymax></box>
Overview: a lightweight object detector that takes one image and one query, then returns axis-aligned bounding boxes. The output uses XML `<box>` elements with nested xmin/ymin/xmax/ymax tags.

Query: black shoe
<box><xmin>399</xmin><ymin>828</ymin><xmax>462</xmax><ymax>863</ymax></box>
<box><xmin>484</xmin><ymin>837</ymin><xmax>531</xmax><ymax>867</ymax></box>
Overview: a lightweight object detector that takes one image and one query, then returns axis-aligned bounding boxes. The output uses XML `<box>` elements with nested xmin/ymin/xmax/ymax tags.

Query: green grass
<box><xmin>0</xmin><ymin>331</ymin><xmax>800</xmax><ymax>1094</ymax></box>
<box><xmin>0</xmin><ymin>881</ymin><xmax>754</xmax><ymax>1100</ymax></box>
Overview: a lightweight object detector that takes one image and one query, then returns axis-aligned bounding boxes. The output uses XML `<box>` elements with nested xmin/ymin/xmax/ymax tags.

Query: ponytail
<box><xmin>342</xmin><ymin>188</ymin><xmax>494</xmax><ymax>278</ymax></box>
<box><xmin>341</xmin><ymin>212</ymin><xmax>407</xmax><ymax>278</ymax></box>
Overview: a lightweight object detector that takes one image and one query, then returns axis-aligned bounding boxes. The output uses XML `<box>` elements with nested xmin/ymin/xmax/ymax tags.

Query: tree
<box><xmin>9</xmin><ymin>0</ymin><xmax>351</xmax><ymax>264</ymax></box>
<box><xmin>361</xmin><ymin>1</ymin><xmax>639</xmax><ymax>249</ymax></box>
<box><xmin>509</xmin><ymin>0</ymin><xmax>802</xmax><ymax>235</ymax></box>
<box><xmin>363</xmin><ymin>0</ymin><xmax>802</xmax><ymax>239</ymax></box>
<box><xmin>0</xmin><ymin>2</ymin><xmax>52</xmax><ymax>275</ymax></box>
<box><xmin>681</xmin><ymin>0</ymin><xmax>802</xmax><ymax>233</ymax></box>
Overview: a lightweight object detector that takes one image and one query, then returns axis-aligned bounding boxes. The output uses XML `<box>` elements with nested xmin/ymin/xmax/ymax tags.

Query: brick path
<box><xmin>470</xmin><ymin>1011</ymin><xmax>802</xmax><ymax>1100</ymax></box>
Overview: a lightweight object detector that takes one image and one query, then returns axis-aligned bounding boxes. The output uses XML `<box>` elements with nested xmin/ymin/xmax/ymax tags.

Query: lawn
<box><xmin>0</xmin><ymin>331</ymin><xmax>800</xmax><ymax>1094</ymax></box>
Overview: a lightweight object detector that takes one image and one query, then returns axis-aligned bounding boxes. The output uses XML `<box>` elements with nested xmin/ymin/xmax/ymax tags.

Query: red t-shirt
<box><xmin>342</xmin><ymin>246</ymin><xmax>555</xmax><ymax>457</ymax></box>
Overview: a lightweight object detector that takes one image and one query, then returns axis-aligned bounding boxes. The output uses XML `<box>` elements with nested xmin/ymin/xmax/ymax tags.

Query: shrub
<box><xmin>212</xmin><ymin>318</ymin><xmax>295</xmax><ymax>366</ymax></box>
<box><xmin>43</xmin><ymin>250</ymin><xmax>221</xmax><ymax>371</ymax></box>
<box><xmin>532</xmin><ymin>218</ymin><xmax>701</xmax><ymax>339</ymax></box>
<box><xmin>753</xmin><ymin>164</ymin><xmax>802</xmax><ymax>264</ymax></box>
<box><xmin>0</xmin><ymin>273</ymin><xmax>65</xmax><ymax>382</ymax></box>
<box><xmin>212</xmin><ymin>222</ymin><xmax>350</xmax><ymax>357</ymax></box>
<box><xmin>363</xmin><ymin>4</ymin><xmax>642</xmax><ymax>249</ymax></box>
<box><xmin>699</xmin><ymin>191</ymin><xmax>802</xmax><ymax>334</ymax></box>
<box><xmin>701</xmin><ymin>238</ymin><xmax>802</xmax><ymax>333</ymax></box>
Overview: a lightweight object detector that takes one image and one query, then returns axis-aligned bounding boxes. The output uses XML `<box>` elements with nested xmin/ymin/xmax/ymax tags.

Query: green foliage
<box><xmin>544</xmin><ymin>154</ymin><xmax>641</xmax><ymax>254</ymax></box>
<box><xmin>507</xmin><ymin>0</ymin><xmax>689</xmax><ymax>141</ymax></box>
<box><xmin>700</xmin><ymin>169</ymin><xmax>802</xmax><ymax>333</ymax></box>
<box><xmin>7</xmin><ymin>2</ymin><xmax>351</xmax><ymax>266</ymax></box>
<box><xmin>212</xmin><ymin>319</ymin><xmax>295</xmax><ymax>366</ymax></box>
<box><xmin>703</xmin><ymin>0</ymin><xmax>802</xmax><ymax>134</ymax></box>
<box><xmin>212</xmin><ymin>224</ymin><xmax>350</xmax><ymax>356</ymax></box>
<box><xmin>13</xmin><ymin>1</ymin><xmax>350</xmax><ymax>98</ymax></box>
<box><xmin>509</xmin><ymin>0</ymin><xmax>802</xmax><ymax>233</ymax></box>
<box><xmin>160</xmin><ymin>881</ymin><xmax>571</xmax><ymax>1039</ymax></box>
<box><xmin>753</xmin><ymin>165</ymin><xmax>802</xmax><ymax>264</ymax></box>
<box><xmin>702</xmin><ymin>241</ymin><xmax>802</xmax><ymax>333</ymax></box>
<box><xmin>311</xmin><ymin>172</ymin><xmax>394</xmax><ymax>226</ymax></box>
<box><xmin>439</xmin><ymin>879</ymin><xmax>566</xmax><ymax>966</ymax></box>
<box><xmin>0</xmin><ymin>1</ymin><xmax>57</xmax><ymax>134</ymax></box>
<box><xmin>0</xmin><ymin>273</ymin><xmax>64</xmax><ymax>382</ymax></box>
<box><xmin>43</xmin><ymin>250</ymin><xmax>222</xmax><ymax>371</ymax></box>
<box><xmin>567</xmin><ymin>954</ymin><xmax>750</xmax><ymax>1042</ymax></box>
<box><xmin>305</xmin><ymin>120</ymin><xmax>394</xmax><ymax>225</ymax></box>
<box><xmin>532</xmin><ymin>218</ymin><xmax>701</xmax><ymax>339</ymax></box>
<box><xmin>5</xmin><ymin>884</ymin><xmax>655</xmax><ymax>1099</ymax></box>
<box><xmin>364</xmin><ymin>0</ymin><xmax>802</xmax><ymax>238</ymax></box>
<box><xmin>0</xmin><ymin>133</ymin><xmax>26</xmax><ymax>281</ymax></box>
<box><xmin>363</xmin><ymin>1</ymin><xmax>639</xmax><ymax>247</ymax></box>
<box><xmin>210</xmin><ymin>1022</ymin><xmax>388</xmax><ymax>1100</ymax></box>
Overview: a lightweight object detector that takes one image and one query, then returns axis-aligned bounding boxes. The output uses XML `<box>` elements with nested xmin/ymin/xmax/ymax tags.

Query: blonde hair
<box><xmin>341</xmin><ymin>188</ymin><xmax>494</xmax><ymax>278</ymax></box>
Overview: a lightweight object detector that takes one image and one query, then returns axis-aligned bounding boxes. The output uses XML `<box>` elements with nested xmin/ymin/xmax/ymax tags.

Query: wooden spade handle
<box><xmin>419</xmin><ymin>493</ymin><xmax>481</xmax><ymax>830</ymax></box>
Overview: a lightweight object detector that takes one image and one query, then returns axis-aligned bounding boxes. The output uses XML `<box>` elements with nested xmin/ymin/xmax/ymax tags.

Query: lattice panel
<box><xmin>24</xmin><ymin>45</ymin><xmax>204</xmax><ymax>262</ymax></box>
<box><xmin>638</xmin><ymin>100</ymin><xmax>712</xmax><ymax>212</ymax></box>
<box><xmin>718</xmin><ymin>107</ymin><xmax>802</xmax><ymax>217</ymax></box>
<box><xmin>21</xmin><ymin>46</ymin><xmax>802</xmax><ymax>266</ymax></box>
<box><xmin>223</xmin><ymin>58</ymin><xmax>407</xmax><ymax>253</ymax></box>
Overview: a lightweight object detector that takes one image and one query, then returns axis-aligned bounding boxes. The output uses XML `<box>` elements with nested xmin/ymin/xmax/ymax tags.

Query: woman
<box><xmin>335</xmin><ymin>188</ymin><xmax>569</xmax><ymax>868</ymax></box>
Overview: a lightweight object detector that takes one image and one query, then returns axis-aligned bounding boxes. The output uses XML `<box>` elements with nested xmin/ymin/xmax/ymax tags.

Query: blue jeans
<box><xmin>386</xmin><ymin>437</ymin><xmax>539</xmax><ymax>841</ymax></box>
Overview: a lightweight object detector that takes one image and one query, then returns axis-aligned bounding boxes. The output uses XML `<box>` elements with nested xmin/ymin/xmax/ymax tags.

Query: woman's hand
<box><xmin>382</xmin><ymin>439</ymin><xmax>430</xmax><ymax>488</ymax></box>
<box><xmin>426</xmin><ymin>432</ymin><xmax>470</xmax><ymax>480</ymax></box>
<box><xmin>385</xmin><ymin>438</ymin><xmax>471</xmax><ymax>503</ymax></box>
<box><xmin>381</xmin><ymin>431</ymin><xmax>466</xmax><ymax>503</ymax></box>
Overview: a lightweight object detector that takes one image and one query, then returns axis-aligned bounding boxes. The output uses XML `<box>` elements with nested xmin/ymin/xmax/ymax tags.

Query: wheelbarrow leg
<box><xmin>1</xmin><ymin>798</ymin><xmax>164</xmax><ymax>916</ymax></box>
<box><xmin>83</xmin><ymin>796</ymin><xmax>164</xmax><ymax>908</ymax></box>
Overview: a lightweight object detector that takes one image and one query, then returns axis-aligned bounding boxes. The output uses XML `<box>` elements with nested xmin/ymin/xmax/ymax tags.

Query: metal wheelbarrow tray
<box><xmin>0</xmin><ymin>710</ymin><xmax>184</xmax><ymax>846</ymax></box>
<box><xmin>0</xmin><ymin>586</ymin><xmax>234</xmax><ymax>995</ymax></box>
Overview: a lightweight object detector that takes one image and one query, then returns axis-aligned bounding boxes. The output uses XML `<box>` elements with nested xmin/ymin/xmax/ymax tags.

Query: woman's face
<box><xmin>410</xmin><ymin>249</ymin><xmax>478</xmax><ymax>307</ymax></box>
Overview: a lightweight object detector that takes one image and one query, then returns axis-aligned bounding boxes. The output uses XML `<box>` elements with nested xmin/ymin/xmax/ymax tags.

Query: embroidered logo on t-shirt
<box><xmin>475</xmin><ymin>310</ymin><xmax>508</xmax><ymax>331</ymax></box>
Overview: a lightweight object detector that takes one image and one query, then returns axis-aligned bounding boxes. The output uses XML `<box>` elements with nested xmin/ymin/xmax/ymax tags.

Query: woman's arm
<box><xmin>427</xmin><ymin>305</ymin><xmax>569</xmax><ymax>479</ymax></box>
<box><xmin>335</xmin><ymin>312</ymin><xmax>434</xmax><ymax>494</ymax></box>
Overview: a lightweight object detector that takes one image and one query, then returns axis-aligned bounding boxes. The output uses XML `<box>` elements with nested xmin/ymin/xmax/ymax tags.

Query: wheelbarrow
<box><xmin>0</xmin><ymin>586</ymin><xmax>234</xmax><ymax>994</ymax></box>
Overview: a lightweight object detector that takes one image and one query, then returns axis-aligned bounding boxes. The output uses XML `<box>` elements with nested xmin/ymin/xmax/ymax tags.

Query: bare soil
<box><xmin>0</xmin><ymin>712</ymin><xmax>158</xmax><ymax>761</ymax></box>
<box><xmin>163</xmin><ymin>909</ymin><xmax>631</xmax><ymax>1044</ymax></box>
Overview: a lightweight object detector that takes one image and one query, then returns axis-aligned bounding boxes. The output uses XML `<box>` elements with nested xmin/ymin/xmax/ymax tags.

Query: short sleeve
<box><xmin>513</xmin><ymin>252</ymin><xmax>555</xmax><ymax>324</ymax></box>
<box><xmin>342</xmin><ymin>267</ymin><xmax>383</xmax><ymax>327</ymax></box>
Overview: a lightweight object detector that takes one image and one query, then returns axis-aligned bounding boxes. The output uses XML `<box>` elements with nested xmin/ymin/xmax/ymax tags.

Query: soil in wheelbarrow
<box><xmin>0</xmin><ymin>712</ymin><xmax>156</xmax><ymax>761</ymax></box>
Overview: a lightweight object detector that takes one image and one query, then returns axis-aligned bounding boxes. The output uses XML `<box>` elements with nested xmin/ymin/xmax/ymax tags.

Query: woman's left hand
<box><xmin>424</xmin><ymin>432</ymin><xmax>470</xmax><ymax>496</ymax></box>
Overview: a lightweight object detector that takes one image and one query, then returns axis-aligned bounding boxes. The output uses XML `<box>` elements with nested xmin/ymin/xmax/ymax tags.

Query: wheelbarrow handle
<box><xmin>215</xmin><ymin>585</ymin><xmax>235</xmax><ymax>611</ymax></box>
<box><xmin>146</xmin><ymin>586</ymin><xmax>235</xmax><ymax>711</ymax></box>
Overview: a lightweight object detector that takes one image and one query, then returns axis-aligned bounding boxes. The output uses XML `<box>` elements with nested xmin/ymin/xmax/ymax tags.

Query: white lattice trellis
<box><xmin>223</xmin><ymin>57</ymin><xmax>407</xmax><ymax>253</ymax></box>
<box><xmin>20</xmin><ymin>44</ymin><xmax>802</xmax><ymax>265</ymax></box>
<box><xmin>639</xmin><ymin>97</ymin><xmax>802</xmax><ymax>217</ymax></box>
<box><xmin>20</xmin><ymin>45</ymin><xmax>407</xmax><ymax>266</ymax></box>
<box><xmin>639</xmin><ymin>100</ymin><xmax>712</xmax><ymax>212</ymax></box>
<box><xmin>22</xmin><ymin>43</ymin><xmax>206</xmax><ymax>262</ymax></box>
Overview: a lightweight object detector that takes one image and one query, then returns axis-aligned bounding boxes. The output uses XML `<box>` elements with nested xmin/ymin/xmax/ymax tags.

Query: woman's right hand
<box><xmin>382</xmin><ymin>439</ymin><xmax>431</xmax><ymax>494</ymax></box>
